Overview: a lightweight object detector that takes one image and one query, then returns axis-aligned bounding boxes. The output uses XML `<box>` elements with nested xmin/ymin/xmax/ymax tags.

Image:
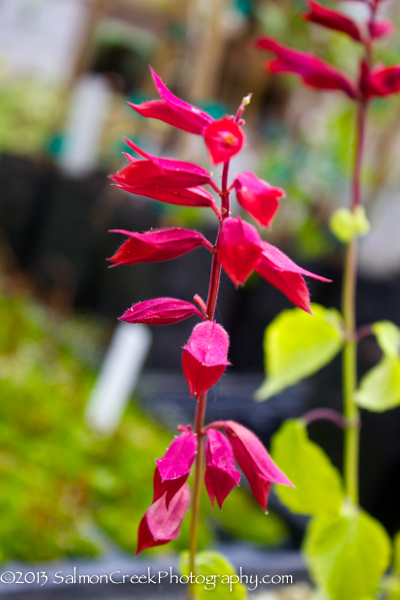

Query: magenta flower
<box><xmin>205</xmin><ymin>428</ymin><xmax>240</xmax><ymax>509</ymax></box>
<box><xmin>303</xmin><ymin>1</ymin><xmax>363</xmax><ymax>42</ymax></box>
<box><xmin>368</xmin><ymin>20</ymin><xmax>395</xmax><ymax>40</ymax></box>
<box><xmin>255</xmin><ymin>37</ymin><xmax>357</xmax><ymax>98</ymax></box>
<box><xmin>182</xmin><ymin>321</ymin><xmax>230</xmax><ymax>398</ymax></box>
<box><xmin>210</xmin><ymin>421</ymin><xmax>294</xmax><ymax>511</ymax></box>
<box><xmin>218</xmin><ymin>216</ymin><xmax>263</xmax><ymax>286</ymax></box>
<box><xmin>153</xmin><ymin>427</ymin><xmax>197</xmax><ymax>506</ymax></box>
<box><xmin>129</xmin><ymin>67</ymin><xmax>214</xmax><ymax>135</ymax></box>
<box><xmin>119</xmin><ymin>297</ymin><xmax>204</xmax><ymax>326</ymax></box>
<box><xmin>112</xmin><ymin>139</ymin><xmax>212</xmax><ymax>190</ymax></box>
<box><xmin>255</xmin><ymin>242</ymin><xmax>330</xmax><ymax>314</ymax></box>
<box><xmin>108</xmin><ymin>227</ymin><xmax>213</xmax><ymax>266</ymax></box>
<box><xmin>137</xmin><ymin>485</ymin><xmax>190</xmax><ymax>554</ymax></box>
<box><xmin>114</xmin><ymin>181</ymin><xmax>219</xmax><ymax>211</ymax></box>
<box><xmin>366</xmin><ymin>65</ymin><xmax>400</xmax><ymax>98</ymax></box>
<box><xmin>204</xmin><ymin>117</ymin><xmax>245</xmax><ymax>165</ymax></box>
<box><xmin>233</xmin><ymin>172</ymin><xmax>285</xmax><ymax>228</ymax></box>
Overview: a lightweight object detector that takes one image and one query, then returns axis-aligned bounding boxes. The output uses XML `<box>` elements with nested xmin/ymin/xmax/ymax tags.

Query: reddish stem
<box><xmin>302</xmin><ymin>408</ymin><xmax>348</xmax><ymax>429</ymax></box>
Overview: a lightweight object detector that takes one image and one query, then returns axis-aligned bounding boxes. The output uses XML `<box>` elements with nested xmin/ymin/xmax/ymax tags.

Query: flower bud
<box><xmin>182</xmin><ymin>321</ymin><xmax>230</xmax><ymax>398</ymax></box>
<box><xmin>120</xmin><ymin>297</ymin><xmax>203</xmax><ymax>326</ymax></box>
<box><xmin>218</xmin><ymin>217</ymin><xmax>262</xmax><ymax>286</ymax></box>
<box><xmin>205</xmin><ymin>429</ymin><xmax>240</xmax><ymax>509</ymax></box>
<box><xmin>234</xmin><ymin>172</ymin><xmax>284</xmax><ymax>228</ymax></box>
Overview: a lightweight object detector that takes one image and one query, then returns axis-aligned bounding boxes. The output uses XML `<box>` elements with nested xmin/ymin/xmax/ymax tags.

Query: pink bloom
<box><xmin>369</xmin><ymin>20</ymin><xmax>395</xmax><ymax>39</ymax></box>
<box><xmin>255</xmin><ymin>37</ymin><xmax>357</xmax><ymax>98</ymax></box>
<box><xmin>205</xmin><ymin>428</ymin><xmax>240</xmax><ymax>509</ymax></box>
<box><xmin>255</xmin><ymin>241</ymin><xmax>330</xmax><ymax>314</ymax></box>
<box><xmin>204</xmin><ymin>118</ymin><xmax>245</xmax><ymax>165</ymax></box>
<box><xmin>233</xmin><ymin>172</ymin><xmax>284</xmax><ymax>228</ymax></box>
<box><xmin>303</xmin><ymin>1</ymin><xmax>363</xmax><ymax>41</ymax></box>
<box><xmin>218</xmin><ymin>217</ymin><xmax>263</xmax><ymax>286</ymax></box>
<box><xmin>108</xmin><ymin>227</ymin><xmax>213</xmax><ymax>266</ymax></box>
<box><xmin>119</xmin><ymin>297</ymin><xmax>204</xmax><ymax>326</ymax></box>
<box><xmin>182</xmin><ymin>321</ymin><xmax>230</xmax><ymax>399</ymax></box>
<box><xmin>366</xmin><ymin>65</ymin><xmax>400</xmax><ymax>98</ymax></box>
<box><xmin>137</xmin><ymin>485</ymin><xmax>190</xmax><ymax>554</ymax></box>
<box><xmin>114</xmin><ymin>183</ymin><xmax>218</xmax><ymax>211</ymax></box>
<box><xmin>129</xmin><ymin>67</ymin><xmax>214</xmax><ymax>135</ymax></box>
<box><xmin>153</xmin><ymin>428</ymin><xmax>197</xmax><ymax>507</ymax></box>
<box><xmin>210</xmin><ymin>421</ymin><xmax>294</xmax><ymax>512</ymax></box>
<box><xmin>112</xmin><ymin>139</ymin><xmax>212</xmax><ymax>189</ymax></box>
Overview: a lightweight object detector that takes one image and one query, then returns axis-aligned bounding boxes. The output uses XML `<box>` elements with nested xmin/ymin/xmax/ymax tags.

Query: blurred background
<box><xmin>1</xmin><ymin>0</ymin><xmax>400</xmax><ymax>566</ymax></box>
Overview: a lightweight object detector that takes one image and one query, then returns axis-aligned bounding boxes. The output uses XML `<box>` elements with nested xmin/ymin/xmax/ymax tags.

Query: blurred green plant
<box><xmin>0</xmin><ymin>290</ymin><xmax>287</xmax><ymax>562</ymax></box>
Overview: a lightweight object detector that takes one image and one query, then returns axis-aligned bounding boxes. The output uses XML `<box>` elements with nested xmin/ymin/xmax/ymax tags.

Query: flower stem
<box><xmin>188</xmin><ymin>159</ymin><xmax>230</xmax><ymax>598</ymax></box>
<box><xmin>342</xmin><ymin>100</ymin><xmax>367</xmax><ymax>506</ymax></box>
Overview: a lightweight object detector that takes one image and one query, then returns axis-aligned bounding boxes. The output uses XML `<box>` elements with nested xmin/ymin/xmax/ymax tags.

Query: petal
<box><xmin>205</xmin><ymin>429</ymin><xmax>240</xmax><ymax>509</ymax></box>
<box><xmin>218</xmin><ymin>217</ymin><xmax>263</xmax><ymax>286</ymax></box>
<box><xmin>156</xmin><ymin>430</ymin><xmax>198</xmax><ymax>482</ymax></box>
<box><xmin>303</xmin><ymin>1</ymin><xmax>363</xmax><ymax>42</ymax></box>
<box><xmin>108</xmin><ymin>227</ymin><xmax>212</xmax><ymax>266</ymax></box>
<box><xmin>255</xmin><ymin>37</ymin><xmax>357</xmax><ymax>98</ymax></box>
<box><xmin>204</xmin><ymin>118</ymin><xmax>244</xmax><ymax>164</ymax></box>
<box><xmin>368</xmin><ymin>20</ymin><xmax>395</xmax><ymax>40</ymax></box>
<box><xmin>114</xmin><ymin>184</ymin><xmax>218</xmax><ymax>209</ymax></box>
<box><xmin>137</xmin><ymin>485</ymin><xmax>190</xmax><ymax>554</ymax></box>
<box><xmin>182</xmin><ymin>321</ymin><xmax>230</xmax><ymax>398</ymax></box>
<box><xmin>153</xmin><ymin>467</ymin><xmax>189</xmax><ymax>508</ymax></box>
<box><xmin>367</xmin><ymin>65</ymin><xmax>400</xmax><ymax>98</ymax></box>
<box><xmin>234</xmin><ymin>172</ymin><xmax>284</xmax><ymax>228</ymax></box>
<box><xmin>119</xmin><ymin>297</ymin><xmax>203</xmax><ymax>325</ymax></box>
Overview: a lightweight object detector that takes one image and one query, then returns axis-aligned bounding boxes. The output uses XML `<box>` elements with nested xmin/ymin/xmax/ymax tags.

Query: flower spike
<box><xmin>205</xmin><ymin>428</ymin><xmax>240</xmax><ymax>509</ymax></box>
<box><xmin>137</xmin><ymin>485</ymin><xmax>190</xmax><ymax>554</ymax></box>
<box><xmin>182</xmin><ymin>321</ymin><xmax>230</xmax><ymax>398</ymax></box>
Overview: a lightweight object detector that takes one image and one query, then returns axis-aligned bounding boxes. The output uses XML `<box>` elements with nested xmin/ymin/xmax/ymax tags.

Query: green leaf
<box><xmin>329</xmin><ymin>205</ymin><xmax>370</xmax><ymax>243</ymax></box>
<box><xmin>304</xmin><ymin>510</ymin><xmax>391</xmax><ymax>600</ymax></box>
<box><xmin>179</xmin><ymin>551</ymin><xmax>247</xmax><ymax>600</ymax></box>
<box><xmin>373</xmin><ymin>321</ymin><xmax>400</xmax><ymax>358</ymax></box>
<box><xmin>256</xmin><ymin>304</ymin><xmax>344</xmax><ymax>400</ymax></box>
<box><xmin>393</xmin><ymin>531</ymin><xmax>400</xmax><ymax>576</ymax></box>
<box><xmin>271</xmin><ymin>420</ymin><xmax>344</xmax><ymax>516</ymax></box>
<box><xmin>355</xmin><ymin>357</ymin><xmax>400</xmax><ymax>412</ymax></box>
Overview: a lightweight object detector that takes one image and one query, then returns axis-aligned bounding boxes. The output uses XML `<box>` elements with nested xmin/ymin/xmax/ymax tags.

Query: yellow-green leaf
<box><xmin>329</xmin><ymin>205</ymin><xmax>370</xmax><ymax>243</ymax></box>
<box><xmin>355</xmin><ymin>356</ymin><xmax>400</xmax><ymax>412</ymax></box>
<box><xmin>373</xmin><ymin>321</ymin><xmax>400</xmax><ymax>358</ymax></box>
<box><xmin>256</xmin><ymin>304</ymin><xmax>344</xmax><ymax>401</ymax></box>
<box><xmin>271</xmin><ymin>420</ymin><xmax>344</xmax><ymax>516</ymax></box>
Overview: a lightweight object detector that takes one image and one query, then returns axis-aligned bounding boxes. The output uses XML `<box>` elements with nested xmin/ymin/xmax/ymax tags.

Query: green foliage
<box><xmin>329</xmin><ymin>206</ymin><xmax>370</xmax><ymax>243</ymax></box>
<box><xmin>355</xmin><ymin>321</ymin><xmax>400</xmax><ymax>412</ymax></box>
<box><xmin>271</xmin><ymin>420</ymin><xmax>344</xmax><ymax>516</ymax></box>
<box><xmin>304</xmin><ymin>509</ymin><xmax>391</xmax><ymax>600</ymax></box>
<box><xmin>256</xmin><ymin>304</ymin><xmax>344</xmax><ymax>400</ymax></box>
<box><xmin>179</xmin><ymin>551</ymin><xmax>247</xmax><ymax>599</ymax></box>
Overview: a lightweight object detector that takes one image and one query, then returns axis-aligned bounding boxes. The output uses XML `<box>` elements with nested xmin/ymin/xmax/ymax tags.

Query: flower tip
<box><xmin>242</xmin><ymin>93</ymin><xmax>252</xmax><ymax>106</ymax></box>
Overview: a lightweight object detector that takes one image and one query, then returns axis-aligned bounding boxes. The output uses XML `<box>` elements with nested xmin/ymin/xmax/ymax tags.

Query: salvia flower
<box><xmin>119</xmin><ymin>297</ymin><xmax>204</xmax><ymax>326</ymax></box>
<box><xmin>303</xmin><ymin>1</ymin><xmax>363</xmax><ymax>42</ymax></box>
<box><xmin>218</xmin><ymin>216</ymin><xmax>263</xmax><ymax>286</ymax></box>
<box><xmin>211</xmin><ymin>421</ymin><xmax>294</xmax><ymax>512</ymax></box>
<box><xmin>129</xmin><ymin>66</ymin><xmax>214</xmax><ymax>135</ymax></box>
<box><xmin>255</xmin><ymin>37</ymin><xmax>357</xmax><ymax>98</ymax></box>
<box><xmin>137</xmin><ymin>485</ymin><xmax>190</xmax><ymax>554</ymax></box>
<box><xmin>204</xmin><ymin>117</ymin><xmax>245</xmax><ymax>165</ymax></box>
<box><xmin>108</xmin><ymin>228</ymin><xmax>213</xmax><ymax>266</ymax></box>
<box><xmin>114</xmin><ymin>181</ymin><xmax>218</xmax><ymax>211</ymax></box>
<box><xmin>233</xmin><ymin>172</ymin><xmax>285</xmax><ymax>228</ymax></box>
<box><xmin>205</xmin><ymin>428</ymin><xmax>240</xmax><ymax>509</ymax></box>
<box><xmin>182</xmin><ymin>321</ymin><xmax>230</xmax><ymax>398</ymax></box>
<box><xmin>366</xmin><ymin>65</ymin><xmax>400</xmax><ymax>98</ymax></box>
<box><xmin>255</xmin><ymin>242</ymin><xmax>331</xmax><ymax>314</ymax></box>
<box><xmin>368</xmin><ymin>20</ymin><xmax>395</xmax><ymax>40</ymax></box>
<box><xmin>153</xmin><ymin>427</ymin><xmax>197</xmax><ymax>507</ymax></box>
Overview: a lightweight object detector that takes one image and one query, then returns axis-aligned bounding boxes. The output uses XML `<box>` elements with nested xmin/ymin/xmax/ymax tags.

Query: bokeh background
<box><xmin>1</xmin><ymin>0</ymin><xmax>400</xmax><ymax>566</ymax></box>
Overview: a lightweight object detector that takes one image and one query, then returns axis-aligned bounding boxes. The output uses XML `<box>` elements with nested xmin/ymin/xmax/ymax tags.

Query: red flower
<box><xmin>108</xmin><ymin>227</ymin><xmax>213</xmax><ymax>266</ymax></box>
<box><xmin>210</xmin><ymin>421</ymin><xmax>294</xmax><ymax>512</ymax></box>
<box><xmin>119</xmin><ymin>297</ymin><xmax>204</xmax><ymax>326</ymax></box>
<box><xmin>303</xmin><ymin>1</ymin><xmax>363</xmax><ymax>42</ymax></box>
<box><xmin>204</xmin><ymin>117</ymin><xmax>245</xmax><ymax>164</ymax></box>
<box><xmin>233</xmin><ymin>172</ymin><xmax>284</xmax><ymax>228</ymax></box>
<box><xmin>218</xmin><ymin>216</ymin><xmax>263</xmax><ymax>286</ymax></box>
<box><xmin>129</xmin><ymin>67</ymin><xmax>214</xmax><ymax>135</ymax></box>
<box><xmin>153</xmin><ymin>427</ymin><xmax>197</xmax><ymax>507</ymax></box>
<box><xmin>114</xmin><ymin>181</ymin><xmax>218</xmax><ymax>211</ymax></box>
<box><xmin>255</xmin><ymin>37</ymin><xmax>357</xmax><ymax>98</ymax></box>
<box><xmin>205</xmin><ymin>428</ymin><xmax>240</xmax><ymax>509</ymax></box>
<box><xmin>368</xmin><ymin>20</ymin><xmax>395</xmax><ymax>40</ymax></box>
<box><xmin>366</xmin><ymin>65</ymin><xmax>400</xmax><ymax>98</ymax></box>
<box><xmin>182</xmin><ymin>321</ymin><xmax>230</xmax><ymax>398</ymax></box>
<box><xmin>137</xmin><ymin>485</ymin><xmax>190</xmax><ymax>554</ymax></box>
<box><xmin>255</xmin><ymin>242</ymin><xmax>331</xmax><ymax>314</ymax></box>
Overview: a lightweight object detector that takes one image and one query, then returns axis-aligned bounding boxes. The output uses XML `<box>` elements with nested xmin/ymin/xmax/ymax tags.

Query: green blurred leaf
<box><xmin>355</xmin><ymin>357</ymin><xmax>400</xmax><ymax>412</ymax></box>
<box><xmin>329</xmin><ymin>206</ymin><xmax>370</xmax><ymax>243</ymax></box>
<box><xmin>271</xmin><ymin>420</ymin><xmax>344</xmax><ymax>516</ymax></box>
<box><xmin>304</xmin><ymin>510</ymin><xmax>391</xmax><ymax>600</ymax></box>
<box><xmin>373</xmin><ymin>321</ymin><xmax>400</xmax><ymax>358</ymax></box>
<box><xmin>394</xmin><ymin>531</ymin><xmax>400</xmax><ymax>576</ymax></box>
<box><xmin>179</xmin><ymin>551</ymin><xmax>247</xmax><ymax>599</ymax></box>
<box><xmin>256</xmin><ymin>304</ymin><xmax>344</xmax><ymax>400</ymax></box>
